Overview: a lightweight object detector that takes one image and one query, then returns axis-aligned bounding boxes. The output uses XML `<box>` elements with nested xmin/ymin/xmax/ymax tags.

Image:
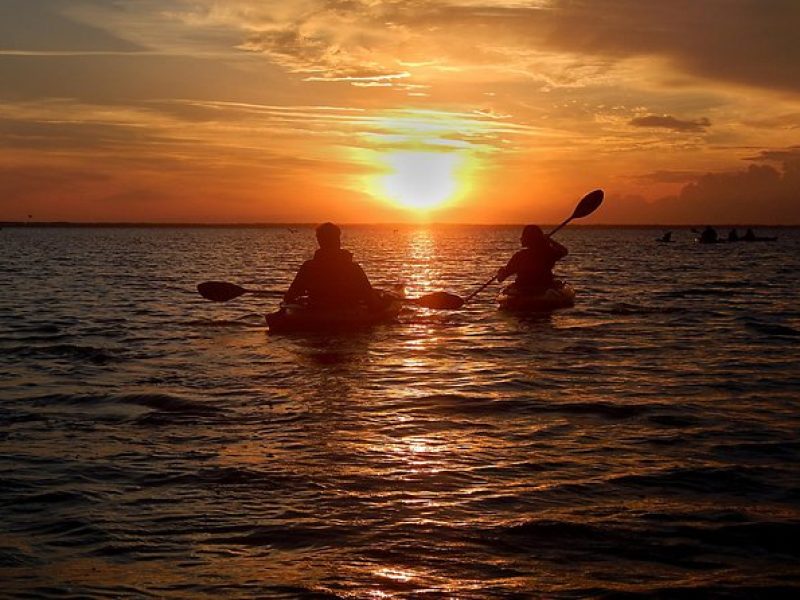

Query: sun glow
<box><xmin>376</xmin><ymin>150</ymin><xmax>469</xmax><ymax>211</ymax></box>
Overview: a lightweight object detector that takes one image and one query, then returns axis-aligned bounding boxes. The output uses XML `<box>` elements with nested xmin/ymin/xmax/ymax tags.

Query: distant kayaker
<box><xmin>699</xmin><ymin>226</ymin><xmax>718</xmax><ymax>244</ymax></box>
<box><xmin>743</xmin><ymin>228</ymin><xmax>756</xmax><ymax>241</ymax></box>
<box><xmin>728</xmin><ymin>229</ymin><xmax>739</xmax><ymax>242</ymax></box>
<box><xmin>496</xmin><ymin>225</ymin><xmax>568</xmax><ymax>292</ymax></box>
<box><xmin>284</xmin><ymin>222</ymin><xmax>377</xmax><ymax>307</ymax></box>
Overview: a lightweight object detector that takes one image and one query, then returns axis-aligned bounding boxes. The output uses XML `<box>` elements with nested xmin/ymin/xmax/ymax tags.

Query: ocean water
<box><xmin>1</xmin><ymin>225</ymin><xmax>799</xmax><ymax>598</ymax></box>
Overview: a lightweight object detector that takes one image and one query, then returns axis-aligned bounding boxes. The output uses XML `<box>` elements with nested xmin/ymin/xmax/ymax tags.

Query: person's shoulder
<box><xmin>511</xmin><ymin>248</ymin><xmax>532</xmax><ymax>260</ymax></box>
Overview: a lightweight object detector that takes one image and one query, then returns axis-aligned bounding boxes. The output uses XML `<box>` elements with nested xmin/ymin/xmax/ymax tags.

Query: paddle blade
<box><xmin>412</xmin><ymin>291</ymin><xmax>464</xmax><ymax>310</ymax></box>
<box><xmin>571</xmin><ymin>189</ymin><xmax>604</xmax><ymax>219</ymax></box>
<box><xmin>197</xmin><ymin>281</ymin><xmax>247</xmax><ymax>302</ymax></box>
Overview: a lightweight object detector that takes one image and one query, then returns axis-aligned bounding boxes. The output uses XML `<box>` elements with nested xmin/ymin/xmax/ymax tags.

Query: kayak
<box><xmin>265</xmin><ymin>290</ymin><xmax>404</xmax><ymax>333</ymax></box>
<box><xmin>498</xmin><ymin>282</ymin><xmax>576</xmax><ymax>312</ymax></box>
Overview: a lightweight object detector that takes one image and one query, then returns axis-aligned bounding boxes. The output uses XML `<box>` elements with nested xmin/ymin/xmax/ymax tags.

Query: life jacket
<box><xmin>299</xmin><ymin>249</ymin><xmax>372</xmax><ymax>306</ymax></box>
<box><xmin>508</xmin><ymin>245</ymin><xmax>559</xmax><ymax>290</ymax></box>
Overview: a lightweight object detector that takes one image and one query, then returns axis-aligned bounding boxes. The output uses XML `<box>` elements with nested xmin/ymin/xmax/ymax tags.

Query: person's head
<box><xmin>521</xmin><ymin>224</ymin><xmax>546</xmax><ymax>248</ymax></box>
<box><xmin>315</xmin><ymin>222</ymin><xmax>341</xmax><ymax>250</ymax></box>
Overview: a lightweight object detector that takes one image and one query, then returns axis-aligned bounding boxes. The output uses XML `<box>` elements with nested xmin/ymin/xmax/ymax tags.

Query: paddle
<box><xmin>197</xmin><ymin>280</ymin><xmax>463</xmax><ymax>310</ymax></box>
<box><xmin>197</xmin><ymin>281</ymin><xmax>282</xmax><ymax>302</ymax></box>
<box><xmin>462</xmin><ymin>189</ymin><xmax>604</xmax><ymax>305</ymax></box>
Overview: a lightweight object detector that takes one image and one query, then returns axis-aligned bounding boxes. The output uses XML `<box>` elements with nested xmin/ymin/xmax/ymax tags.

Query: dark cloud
<box><xmin>531</xmin><ymin>0</ymin><xmax>800</xmax><ymax>93</ymax></box>
<box><xmin>744</xmin><ymin>145</ymin><xmax>800</xmax><ymax>164</ymax></box>
<box><xmin>389</xmin><ymin>0</ymin><xmax>800</xmax><ymax>94</ymax></box>
<box><xmin>633</xmin><ymin>170</ymin><xmax>705</xmax><ymax>183</ymax></box>
<box><xmin>674</xmin><ymin>162</ymin><xmax>799</xmax><ymax>223</ymax></box>
<box><xmin>742</xmin><ymin>113</ymin><xmax>800</xmax><ymax>130</ymax></box>
<box><xmin>602</xmin><ymin>158</ymin><xmax>800</xmax><ymax>224</ymax></box>
<box><xmin>0</xmin><ymin>54</ymin><xmax>292</xmax><ymax>104</ymax></box>
<box><xmin>629</xmin><ymin>115</ymin><xmax>710</xmax><ymax>132</ymax></box>
<box><xmin>0</xmin><ymin>0</ymin><xmax>142</xmax><ymax>52</ymax></box>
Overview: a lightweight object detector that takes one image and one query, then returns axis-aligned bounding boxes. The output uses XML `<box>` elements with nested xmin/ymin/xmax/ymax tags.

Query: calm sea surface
<box><xmin>1</xmin><ymin>226</ymin><xmax>799</xmax><ymax>598</ymax></box>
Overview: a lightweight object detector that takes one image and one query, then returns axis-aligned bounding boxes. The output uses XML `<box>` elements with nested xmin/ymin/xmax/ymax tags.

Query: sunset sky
<box><xmin>1</xmin><ymin>0</ymin><xmax>798</xmax><ymax>224</ymax></box>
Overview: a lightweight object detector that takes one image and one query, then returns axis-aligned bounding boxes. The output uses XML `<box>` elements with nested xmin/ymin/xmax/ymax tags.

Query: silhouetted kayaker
<box><xmin>496</xmin><ymin>225</ymin><xmax>568</xmax><ymax>291</ymax></box>
<box><xmin>728</xmin><ymin>229</ymin><xmax>739</xmax><ymax>242</ymax></box>
<box><xmin>700</xmin><ymin>226</ymin><xmax>718</xmax><ymax>244</ymax></box>
<box><xmin>743</xmin><ymin>228</ymin><xmax>756</xmax><ymax>241</ymax></box>
<box><xmin>659</xmin><ymin>231</ymin><xmax>672</xmax><ymax>242</ymax></box>
<box><xmin>284</xmin><ymin>222</ymin><xmax>377</xmax><ymax>307</ymax></box>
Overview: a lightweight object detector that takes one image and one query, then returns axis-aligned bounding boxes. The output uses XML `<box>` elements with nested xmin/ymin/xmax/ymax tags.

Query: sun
<box><xmin>376</xmin><ymin>151</ymin><xmax>467</xmax><ymax>210</ymax></box>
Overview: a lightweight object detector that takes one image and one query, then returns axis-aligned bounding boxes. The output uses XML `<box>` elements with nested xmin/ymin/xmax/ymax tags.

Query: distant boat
<box><xmin>740</xmin><ymin>229</ymin><xmax>777</xmax><ymax>242</ymax></box>
<box><xmin>696</xmin><ymin>236</ymin><xmax>777</xmax><ymax>244</ymax></box>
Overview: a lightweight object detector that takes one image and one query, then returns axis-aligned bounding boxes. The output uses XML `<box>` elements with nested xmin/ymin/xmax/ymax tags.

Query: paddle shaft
<box><xmin>244</xmin><ymin>289</ymin><xmax>283</xmax><ymax>298</ymax></box>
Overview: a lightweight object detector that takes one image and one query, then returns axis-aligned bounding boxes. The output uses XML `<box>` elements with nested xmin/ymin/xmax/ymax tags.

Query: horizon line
<box><xmin>1</xmin><ymin>221</ymin><xmax>797</xmax><ymax>229</ymax></box>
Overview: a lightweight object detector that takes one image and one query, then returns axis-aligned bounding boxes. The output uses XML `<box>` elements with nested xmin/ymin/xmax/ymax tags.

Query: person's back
<box><xmin>285</xmin><ymin>223</ymin><xmax>375</xmax><ymax>307</ymax></box>
<box><xmin>497</xmin><ymin>225</ymin><xmax>568</xmax><ymax>291</ymax></box>
<box><xmin>700</xmin><ymin>226</ymin><xmax>718</xmax><ymax>243</ymax></box>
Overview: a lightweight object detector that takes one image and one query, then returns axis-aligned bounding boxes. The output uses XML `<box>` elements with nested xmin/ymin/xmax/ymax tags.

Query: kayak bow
<box><xmin>498</xmin><ymin>282</ymin><xmax>576</xmax><ymax>312</ymax></box>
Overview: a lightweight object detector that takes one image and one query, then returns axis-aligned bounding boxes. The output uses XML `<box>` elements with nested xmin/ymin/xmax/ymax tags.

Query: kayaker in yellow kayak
<box><xmin>285</xmin><ymin>222</ymin><xmax>378</xmax><ymax>308</ymax></box>
<box><xmin>496</xmin><ymin>225</ymin><xmax>569</xmax><ymax>292</ymax></box>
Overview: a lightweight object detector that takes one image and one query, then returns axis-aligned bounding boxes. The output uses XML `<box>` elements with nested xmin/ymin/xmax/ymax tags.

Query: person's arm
<box><xmin>351</xmin><ymin>262</ymin><xmax>377</xmax><ymax>305</ymax></box>
<box><xmin>497</xmin><ymin>251</ymin><xmax>523</xmax><ymax>282</ymax></box>
<box><xmin>284</xmin><ymin>262</ymin><xmax>310</xmax><ymax>302</ymax></box>
<box><xmin>549</xmin><ymin>239</ymin><xmax>569</xmax><ymax>259</ymax></box>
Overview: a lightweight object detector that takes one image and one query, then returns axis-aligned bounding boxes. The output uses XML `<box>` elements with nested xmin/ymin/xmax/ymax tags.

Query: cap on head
<box><xmin>521</xmin><ymin>224</ymin><xmax>545</xmax><ymax>247</ymax></box>
<box><xmin>316</xmin><ymin>222</ymin><xmax>341</xmax><ymax>249</ymax></box>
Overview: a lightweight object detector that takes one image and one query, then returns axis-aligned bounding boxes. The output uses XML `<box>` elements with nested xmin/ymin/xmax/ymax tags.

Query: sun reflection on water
<box><xmin>403</xmin><ymin>229</ymin><xmax>437</xmax><ymax>298</ymax></box>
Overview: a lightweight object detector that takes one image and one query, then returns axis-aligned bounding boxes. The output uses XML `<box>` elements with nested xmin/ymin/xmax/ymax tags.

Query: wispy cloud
<box><xmin>629</xmin><ymin>115</ymin><xmax>711</xmax><ymax>133</ymax></box>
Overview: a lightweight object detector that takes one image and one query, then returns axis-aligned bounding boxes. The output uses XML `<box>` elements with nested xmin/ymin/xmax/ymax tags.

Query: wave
<box><xmin>135</xmin><ymin>465</ymin><xmax>293</xmax><ymax>490</ymax></box>
<box><xmin>208</xmin><ymin>523</ymin><xmax>355</xmax><ymax>550</ymax></box>
<box><xmin>409</xmin><ymin>394</ymin><xmax>655</xmax><ymax>420</ymax></box>
<box><xmin>183</xmin><ymin>316</ymin><xmax>265</xmax><ymax>328</ymax></box>
<box><xmin>656</xmin><ymin>288</ymin><xmax>739</xmax><ymax>298</ymax></box>
<box><xmin>24</xmin><ymin>392</ymin><xmax>223</xmax><ymax>426</ymax></box>
<box><xmin>609</xmin><ymin>465</ymin><xmax>775</xmax><ymax>496</ymax></box>
<box><xmin>487</xmin><ymin>517</ymin><xmax>800</xmax><ymax>568</ymax></box>
<box><xmin>0</xmin><ymin>343</ymin><xmax>121</xmax><ymax>364</ymax></box>
<box><xmin>607</xmin><ymin>302</ymin><xmax>685</xmax><ymax>315</ymax></box>
<box><xmin>743</xmin><ymin>319</ymin><xmax>800</xmax><ymax>338</ymax></box>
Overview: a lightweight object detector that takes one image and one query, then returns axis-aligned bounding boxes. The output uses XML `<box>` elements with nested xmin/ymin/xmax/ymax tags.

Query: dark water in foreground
<box><xmin>1</xmin><ymin>226</ymin><xmax>799</xmax><ymax>598</ymax></box>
